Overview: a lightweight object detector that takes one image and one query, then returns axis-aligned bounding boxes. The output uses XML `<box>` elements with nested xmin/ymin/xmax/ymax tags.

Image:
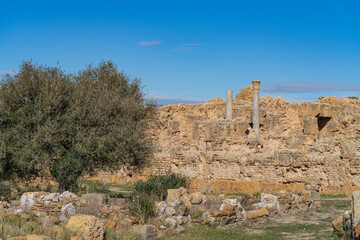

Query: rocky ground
<box><xmin>0</xmin><ymin>181</ymin><xmax>351</xmax><ymax>240</ymax></box>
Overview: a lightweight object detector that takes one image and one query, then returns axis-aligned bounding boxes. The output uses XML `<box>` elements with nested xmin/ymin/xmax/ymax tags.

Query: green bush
<box><xmin>77</xmin><ymin>180</ymin><xmax>110</xmax><ymax>196</ymax></box>
<box><xmin>0</xmin><ymin>182</ymin><xmax>11</xmax><ymax>201</ymax></box>
<box><xmin>127</xmin><ymin>173</ymin><xmax>187</xmax><ymax>223</ymax></box>
<box><xmin>127</xmin><ymin>193</ymin><xmax>155</xmax><ymax>223</ymax></box>
<box><xmin>0</xmin><ymin>61</ymin><xmax>156</xmax><ymax>190</ymax></box>
<box><xmin>133</xmin><ymin>173</ymin><xmax>188</xmax><ymax>201</ymax></box>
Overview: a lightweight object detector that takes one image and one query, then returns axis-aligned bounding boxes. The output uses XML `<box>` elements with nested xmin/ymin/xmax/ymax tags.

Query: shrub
<box><xmin>77</xmin><ymin>180</ymin><xmax>110</xmax><ymax>196</ymax></box>
<box><xmin>127</xmin><ymin>193</ymin><xmax>155</xmax><ymax>223</ymax></box>
<box><xmin>0</xmin><ymin>61</ymin><xmax>156</xmax><ymax>190</ymax></box>
<box><xmin>133</xmin><ymin>173</ymin><xmax>188</xmax><ymax>201</ymax></box>
<box><xmin>0</xmin><ymin>182</ymin><xmax>11</xmax><ymax>201</ymax></box>
<box><xmin>127</xmin><ymin>173</ymin><xmax>187</xmax><ymax>223</ymax></box>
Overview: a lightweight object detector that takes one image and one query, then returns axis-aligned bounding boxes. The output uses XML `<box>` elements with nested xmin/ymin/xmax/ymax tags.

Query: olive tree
<box><xmin>0</xmin><ymin>61</ymin><xmax>156</xmax><ymax>191</ymax></box>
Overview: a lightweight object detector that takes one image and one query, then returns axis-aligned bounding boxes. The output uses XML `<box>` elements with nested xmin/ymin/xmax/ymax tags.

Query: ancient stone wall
<box><xmin>147</xmin><ymin>89</ymin><xmax>360</xmax><ymax>195</ymax></box>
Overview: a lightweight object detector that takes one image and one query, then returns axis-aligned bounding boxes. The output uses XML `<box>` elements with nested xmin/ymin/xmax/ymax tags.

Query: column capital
<box><xmin>252</xmin><ymin>80</ymin><xmax>261</xmax><ymax>90</ymax></box>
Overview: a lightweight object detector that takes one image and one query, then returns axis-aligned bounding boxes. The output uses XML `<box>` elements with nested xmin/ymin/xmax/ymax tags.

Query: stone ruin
<box><xmin>147</xmin><ymin>81</ymin><xmax>360</xmax><ymax>196</ymax></box>
<box><xmin>94</xmin><ymin>80</ymin><xmax>360</xmax><ymax>196</ymax></box>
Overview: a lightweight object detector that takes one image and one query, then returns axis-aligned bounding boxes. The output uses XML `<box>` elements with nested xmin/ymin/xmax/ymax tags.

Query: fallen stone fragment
<box><xmin>166</xmin><ymin>188</ymin><xmax>187</xmax><ymax>203</ymax></box>
<box><xmin>355</xmin><ymin>223</ymin><xmax>360</xmax><ymax>238</ymax></box>
<box><xmin>164</xmin><ymin>217</ymin><xmax>177</xmax><ymax>229</ymax></box>
<box><xmin>60</xmin><ymin>203</ymin><xmax>76</xmax><ymax>219</ymax></box>
<box><xmin>210</xmin><ymin>210</ymin><xmax>236</xmax><ymax>217</ymax></box>
<box><xmin>66</xmin><ymin>215</ymin><xmax>104</xmax><ymax>240</ymax></box>
<box><xmin>164</xmin><ymin>206</ymin><xmax>176</xmax><ymax>217</ymax></box>
<box><xmin>353</xmin><ymin>191</ymin><xmax>360</xmax><ymax>226</ymax></box>
<box><xmin>178</xmin><ymin>205</ymin><xmax>190</xmax><ymax>216</ymax></box>
<box><xmin>20</xmin><ymin>193</ymin><xmax>38</xmax><ymax>211</ymax></box>
<box><xmin>132</xmin><ymin>225</ymin><xmax>154</xmax><ymax>240</ymax></box>
<box><xmin>7</xmin><ymin>235</ymin><xmax>52</xmax><ymax>240</ymax></box>
<box><xmin>189</xmin><ymin>192</ymin><xmax>203</xmax><ymax>204</ymax></box>
<box><xmin>332</xmin><ymin>216</ymin><xmax>343</xmax><ymax>231</ymax></box>
<box><xmin>246</xmin><ymin>208</ymin><xmax>269</xmax><ymax>219</ymax></box>
<box><xmin>105</xmin><ymin>220</ymin><xmax>117</xmax><ymax>229</ymax></box>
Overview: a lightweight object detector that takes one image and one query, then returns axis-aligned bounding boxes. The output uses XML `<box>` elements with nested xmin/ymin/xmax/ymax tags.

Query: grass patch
<box><xmin>317</xmin><ymin>199</ymin><xmax>351</xmax><ymax>213</ymax></box>
<box><xmin>77</xmin><ymin>180</ymin><xmax>110</xmax><ymax>196</ymax></box>
<box><xmin>160</xmin><ymin>222</ymin><xmax>340</xmax><ymax>240</ymax></box>
<box><xmin>321</xmin><ymin>194</ymin><xmax>348</xmax><ymax>199</ymax></box>
<box><xmin>105</xmin><ymin>182</ymin><xmax>133</xmax><ymax>191</ymax></box>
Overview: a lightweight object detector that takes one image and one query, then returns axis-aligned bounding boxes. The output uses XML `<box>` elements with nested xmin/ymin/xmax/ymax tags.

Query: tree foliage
<box><xmin>0</xmin><ymin>61</ymin><xmax>156</xmax><ymax>191</ymax></box>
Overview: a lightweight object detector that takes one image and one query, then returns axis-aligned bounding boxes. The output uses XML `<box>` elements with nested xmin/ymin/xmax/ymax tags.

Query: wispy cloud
<box><xmin>172</xmin><ymin>43</ymin><xmax>203</xmax><ymax>52</ymax></box>
<box><xmin>0</xmin><ymin>71</ymin><xmax>17</xmax><ymax>77</ymax></box>
<box><xmin>139</xmin><ymin>40</ymin><xmax>162</xmax><ymax>46</ymax></box>
<box><xmin>152</xmin><ymin>96</ymin><xmax>206</xmax><ymax>105</ymax></box>
<box><xmin>263</xmin><ymin>81</ymin><xmax>360</xmax><ymax>93</ymax></box>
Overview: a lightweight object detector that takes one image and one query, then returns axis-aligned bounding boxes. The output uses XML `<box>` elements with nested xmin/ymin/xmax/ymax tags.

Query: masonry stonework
<box><xmin>93</xmin><ymin>86</ymin><xmax>360</xmax><ymax>195</ymax></box>
<box><xmin>147</xmin><ymin>86</ymin><xmax>360</xmax><ymax>195</ymax></box>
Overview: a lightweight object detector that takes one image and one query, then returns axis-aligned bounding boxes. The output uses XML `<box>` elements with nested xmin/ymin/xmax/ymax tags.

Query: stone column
<box><xmin>226</xmin><ymin>90</ymin><xmax>233</xmax><ymax>120</ymax></box>
<box><xmin>252</xmin><ymin>80</ymin><xmax>261</xmax><ymax>135</ymax></box>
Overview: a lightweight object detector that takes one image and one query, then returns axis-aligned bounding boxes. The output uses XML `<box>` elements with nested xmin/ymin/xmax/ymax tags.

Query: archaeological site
<box><xmin>96</xmin><ymin>80</ymin><xmax>360</xmax><ymax>197</ymax></box>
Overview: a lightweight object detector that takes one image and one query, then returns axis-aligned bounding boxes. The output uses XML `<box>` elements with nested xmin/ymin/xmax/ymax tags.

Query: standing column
<box><xmin>252</xmin><ymin>80</ymin><xmax>261</xmax><ymax>135</ymax></box>
<box><xmin>226</xmin><ymin>90</ymin><xmax>233</xmax><ymax>120</ymax></box>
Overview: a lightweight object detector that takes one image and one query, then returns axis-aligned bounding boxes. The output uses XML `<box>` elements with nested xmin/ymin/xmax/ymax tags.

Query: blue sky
<box><xmin>1</xmin><ymin>0</ymin><xmax>360</xmax><ymax>104</ymax></box>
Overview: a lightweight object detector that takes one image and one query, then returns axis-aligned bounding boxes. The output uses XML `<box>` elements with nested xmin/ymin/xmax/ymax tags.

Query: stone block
<box><xmin>132</xmin><ymin>225</ymin><xmax>154</xmax><ymax>240</ymax></box>
<box><xmin>178</xmin><ymin>206</ymin><xmax>190</xmax><ymax>216</ymax></box>
<box><xmin>305</xmin><ymin>179</ymin><xmax>321</xmax><ymax>191</ymax></box>
<box><xmin>332</xmin><ymin>216</ymin><xmax>343</xmax><ymax>231</ymax></box>
<box><xmin>168</xmin><ymin>121</ymin><xmax>180</xmax><ymax>135</ymax></box>
<box><xmin>246</xmin><ymin>208</ymin><xmax>269</xmax><ymax>219</ymax></box>
<box><xmin>204</xmin><ymin>124</ymin><xmax>212</xmax><ymax>141</ymax></box>
<box><xmin>303</xmin><ymin>116</ymin><xmax>318</xmax><ymax>135</ymax></box>
<box><xmin>278</xmin><ymin>150</ymin><xmax>292</xmax><ymax>167</ymax></box>
<box><xmin>310</xmin><ymin>191</ymin><xmax>320</xmax><ymax>201</ymax></box>
<box><xmin>105</xmin><ymin>220</ymin><xmax>117</xmax><ymax>229</ymax></box>
<box><xmin>66</xmin><ymin>215</ymin><xmax>104</xmax><ymax>240</ymax></box>
<box><xmin>80</xmin><ymin>193</ymin><xmax>108</xmax><ymax>207</ymax></box>
<box><xmin>189</xmin><ymin>192</ymin><xmax>203</xmax><ymax>204</ymax></box>
<box><xmin>353</xmin><ymin>191</ymin><xmax>360</xmax><ymax>226</ymax></box>
<box><xmin>166</xmin><ymin>188</ymin><xmax>187</xmax><ymax>203</ymax></box>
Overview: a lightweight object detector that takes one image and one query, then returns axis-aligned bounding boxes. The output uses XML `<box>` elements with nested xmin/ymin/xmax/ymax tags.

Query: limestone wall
<box><xmin>148</xmin><ymin>92</ymin><xmax>360</xmax><ymax>195</ymax></box>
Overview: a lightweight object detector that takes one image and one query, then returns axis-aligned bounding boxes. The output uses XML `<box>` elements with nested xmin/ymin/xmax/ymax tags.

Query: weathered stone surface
<box><xmin>164</xmin><ymin>217</ymin><xmax>177</xmax><ymax>229</ymax></box>
<box><xmin>252</xmin><ymin>194</ymin><xmax>280</xmax><ymax>211</ymax></box>
<box><xmin>132</xmin><ymin>225</ymin><xmax>154</xmax><ymax>240</ymax></box>
<box><xmin>8</xmin><ymin>235</ymin><xmax>51</xmax><ymax>240</ymax></box>
<box><xmin>7</xmin><ymin>235</ymin><xmax>51</xmax><ymax>240</ymax></box>
<box><xmin>80</xmin><ymin>193</ymin><xmax>108</xmax><ymax>206</ymax></box>
<box><xmin>355</xmin><ymin>223</ymin><xmax>360</xmax><ymax>238</ymax></box>
<box><xmin>60</xmin><ymin>203</ymin><xmax>76</xmax><ymax>219</ymax></box>
<box><xmin>210</xmin><ymin>210</ymin><xmax>235</xmax><ymax>217</ymax></box>
<box><xmin>164</xmin><ymin>206</ymin><xmax>176</xmax><ymax>217</ymax></box>
<box><xmin>166</xmin><ymin>188</ymin><xmax>187</xmax><ymax>203</ymax></box>
<box><xmin>66</xmin><ymin>215</ymin><xmax>104</xmax><ymax>240</ymax></box>
<box><xmin>94</xmin><ymin>93</ymin><xmax>360</xmax><ymax>195</ymax></box>
<box><xmin>235</xmin><ymin>85</ymin><xmax>253</xmax><ymax>102</ymax></box>
<box><xmin>189</xmin><ymin>192</ymin><xmax>203</xmax><ymax>204</ymax></box>
<box><xmin>353</xmin><ymin>191</ymin><xmax>360</xmax><ymax>226</ymax></box>
<box><xmin>104</xmin><ymin>220</ymin><xmax>117</xmax><ymax>229</ymax></box>
<box><xmin>246</xmin><ymin>208</ymin><xmax>269</xmax><ymax>219</ymax></box>
<box><xmin>20</xmin><ymin>192</ymin><xmax>38</xmax><ymax>211</ymax></box>
<box><xmin>155</xmin><ymin>201</ymin><xmax>167</xmax><ymax>215</ymax></box>
<box><xmin>26</xmin><ymin>235</ymin><xmax>51</xmax><ymax>240</ymax></box>
<box><xmin>332</xmin><ymin>216</ymin><xmax>343</xmax><ymax>231</ymax></box>
<box><xmin>178</xmin><ymin>205</ymin><xmax>190</xmax><ymax>216</ymax></box>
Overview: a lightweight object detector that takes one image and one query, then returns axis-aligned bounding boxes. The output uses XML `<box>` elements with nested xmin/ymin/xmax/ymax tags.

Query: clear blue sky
<box><xmin>1</xmin><ymin>0</ymin><xmax>360</xmax><ymax>104</ymax></box>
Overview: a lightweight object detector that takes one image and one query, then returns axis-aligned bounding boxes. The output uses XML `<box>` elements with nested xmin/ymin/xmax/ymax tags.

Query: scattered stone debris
<box><xmin>1</xmin><ymin>183</ymin><xmax>325</xmax><ymax>240</ymax></box>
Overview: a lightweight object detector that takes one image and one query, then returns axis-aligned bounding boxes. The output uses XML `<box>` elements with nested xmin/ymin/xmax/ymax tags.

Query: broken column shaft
<box><xmin>252</xmin><ymin>80</ymin><xmax>261</xmax><ymax>135</ymax></box>
<box><xmin>226</xmin><ymin>90</ymin><xmax>233</xmax><ymax>120</ymax></box>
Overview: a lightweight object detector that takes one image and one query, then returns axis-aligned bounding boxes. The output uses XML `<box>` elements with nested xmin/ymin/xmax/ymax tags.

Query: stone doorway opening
<box><xmin>317</xmin><ymin>116</ymin><xmax>331</xmax><ymax>131</ymax></box>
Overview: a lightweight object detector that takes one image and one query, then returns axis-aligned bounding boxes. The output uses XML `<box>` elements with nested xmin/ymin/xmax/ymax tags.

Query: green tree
<box><xmin>0</xmin><ymin>61</ymin><xmax>156</xmax><ymax>191</ymax></box>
